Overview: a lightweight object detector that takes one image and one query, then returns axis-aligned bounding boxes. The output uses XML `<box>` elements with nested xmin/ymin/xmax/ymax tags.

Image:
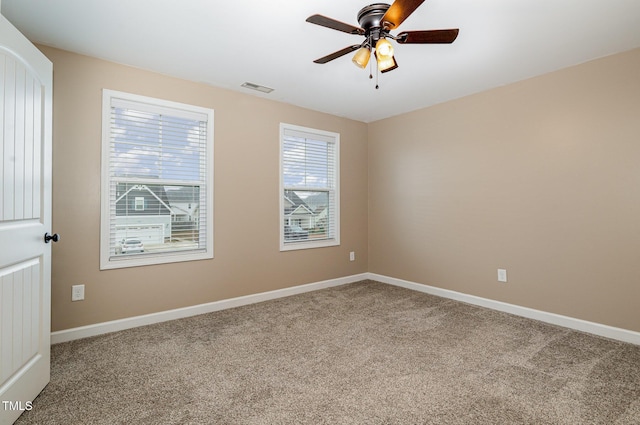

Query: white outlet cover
<box><xmin>497</xmin><ymin>269</ymin><xmax>507</xmax><ymax>283</ymax></box>
<box><xmin>72</xmin><ymin>284</ymin><xmax>85</xmax><ymax>301</ymax></box>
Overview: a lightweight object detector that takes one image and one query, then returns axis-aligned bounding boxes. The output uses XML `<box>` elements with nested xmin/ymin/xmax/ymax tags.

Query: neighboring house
<box><xmin>166</xmin><ymin>186</ymin><xmax>200</xmax><ymax>242</ymax></box>
<box><xmin>311</xmin><ymin>206</ymin><xmax>328</xmax><ymax>231</ymax></box>
<box><xmin>283</xmin><ymin>190</ymin><xmax>327</xmax><ymax>230</ymax></box>
<box><xmin>303</xmin><ymin>192</ymin><xmax>329</xmax><ymax>231</ymax></box>
<box><xmin>166</xmin><ymin>186</ymin><xmax>200</xmax><ymax>222</ymax></box>
<box><xmin>115</xmin><ymin>183</ymin><xmax>172</xmax><ymax>245</ymax></box>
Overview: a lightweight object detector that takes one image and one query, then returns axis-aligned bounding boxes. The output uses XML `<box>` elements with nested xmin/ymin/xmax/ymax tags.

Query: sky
<box><xmin>282</xmin><ymin>136</ymin><xmax>333</xmax><ymax>190</ymax></box>
<box><xmin>111</xmin><ymin>107</ymin><xmax>205</xmax><ymax>183</ymax></box>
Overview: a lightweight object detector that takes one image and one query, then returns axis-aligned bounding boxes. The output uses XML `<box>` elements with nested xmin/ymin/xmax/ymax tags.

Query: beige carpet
<box><xmin>16</xmin><ymin>280</ymin><xmax>640</xmax><ymax>424</ymax></box>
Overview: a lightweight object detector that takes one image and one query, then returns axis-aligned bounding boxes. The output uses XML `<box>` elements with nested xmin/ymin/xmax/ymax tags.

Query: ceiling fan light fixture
<box><xmin>306</xmin><ymin>1</ymin><xmax>458</xmax><ymax>87</ymax></box>
<box><xmin>375</xmin><ymin>38</ymin><xmax>394</xmax><ymax>60</ymax></box>
<box><xmin>352</xmin><ymin>47</ymin><xmax>371</xmax><ymax>68</ymax></box>
<box><xmin>376</xmin><ymin>54</ymin><xmax>398</xmax><ymax>73</ymax></box>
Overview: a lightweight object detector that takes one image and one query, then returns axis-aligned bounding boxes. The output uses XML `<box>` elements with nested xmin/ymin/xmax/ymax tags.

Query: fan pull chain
<box><xmin>368</xmin><ymin>33</ymin><xmax>374</xmax><ymax>81</ymax></box>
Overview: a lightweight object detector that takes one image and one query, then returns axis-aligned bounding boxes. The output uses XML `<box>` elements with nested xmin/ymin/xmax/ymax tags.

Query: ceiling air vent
<box><xmin>241</xmin><ymin>82</ymin><xmax>274</xmax><ymax>93</ymax></box>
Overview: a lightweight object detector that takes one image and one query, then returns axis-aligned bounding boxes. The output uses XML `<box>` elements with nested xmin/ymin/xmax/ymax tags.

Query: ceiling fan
<box><xmin>306</xmin><ymin>0</ymin><xmax>459</xmax><ymax>79</ymax></box>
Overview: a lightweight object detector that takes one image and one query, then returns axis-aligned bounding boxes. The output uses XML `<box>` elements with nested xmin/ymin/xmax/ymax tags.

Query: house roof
<box><xmin>115</xmin><ymin>183</ymin><xmax>171</xmax><ymax>216</ymax></box>
<box><xmin>165</xmin><ymin>187</ymin><xmax>200</xmax><ymax>204</ymax></box>
<box><xmin>284</xmin><ymin>190</ymin><xmax>327</xmax><ymax>216</ymax></box>
<box><xmin>303</xmin><ymin>193</ymin><xmax>329</xmax><ymax>214</ymax></box>
<box><xmin>284</xmin><ymin>190</ymin><xmax>313</xmax><ymax>216</ymax></box>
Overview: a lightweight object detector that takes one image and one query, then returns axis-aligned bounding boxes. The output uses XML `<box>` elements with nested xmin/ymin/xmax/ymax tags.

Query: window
<box><xmin>100</xmin><ymin>90</ymin><xmax>213</xmax><ymax>269</ymax></box>
<box><xmin>280</xmin><ymin>123</ymin><xmax>340</xmax><ymax>251</ymax></box>
<box><xmin>134</xmin><ymin>197</ymin><xmax>145</xmax><ymax>211</ymax></box>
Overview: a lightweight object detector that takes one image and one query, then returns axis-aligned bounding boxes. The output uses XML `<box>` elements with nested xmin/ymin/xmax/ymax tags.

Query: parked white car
<box><xmin>116</xmin><ymin>238</ymin><xmax>144</xmax><ymax>254</ymax></box>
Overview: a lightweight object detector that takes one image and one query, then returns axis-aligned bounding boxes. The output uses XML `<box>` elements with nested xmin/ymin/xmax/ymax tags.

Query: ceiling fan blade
<box><xmin>382</xmin><ymin>0</ymin><xmax>426</xmax><ymax>30</ymax></box>
<box><xmin>396</xmin><ymin>29</ymin><xmax>459</xmax><ymax>44</ymax></box>
<box><xmin>306</xmin><ymin>14</ymin><xmax>365</xmax><ymax>35</ymax></box>
<box><xmin>313</xmin><ymin>45</ymin><xmax>361</xmax><ymax>64</ymax></box>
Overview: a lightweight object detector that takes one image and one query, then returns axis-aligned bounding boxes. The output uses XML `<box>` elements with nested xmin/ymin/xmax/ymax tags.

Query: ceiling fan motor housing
<box><xmin>357</xmin><ymin>3</ymin><xmax>391</xmax><ymax>42</ymax></box>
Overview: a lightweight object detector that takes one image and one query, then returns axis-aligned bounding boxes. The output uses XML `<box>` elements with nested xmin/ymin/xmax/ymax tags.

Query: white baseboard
<box><xmin>368</xmin><ymin>273</ymin><xmax>640</xmax><ymax>346</ymax></box>
<box><xmin>52</xmin><ymin>271</ymin><xmax>640</xmax><ymax>346</ymax></box>
<box><xmin>51</xmin><ymin>273</ymin><xmax>368</xmax><ymax>344</ymax></box>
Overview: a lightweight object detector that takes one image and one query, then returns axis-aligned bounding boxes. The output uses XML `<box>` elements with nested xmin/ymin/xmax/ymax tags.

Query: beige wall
<box><xmin>40</xmin><ymin>46</ymin><xmax>369</xmax><ymax>332</ymax></box>
<box><xmin>369</xmin><ymin>48</ymin><xmax>640</xmax><ymax>332</ymax></box>
<box><xmin>42</xmin><ymin>43</ymin><xmax>640</xmax><ymax>335</ymax></box>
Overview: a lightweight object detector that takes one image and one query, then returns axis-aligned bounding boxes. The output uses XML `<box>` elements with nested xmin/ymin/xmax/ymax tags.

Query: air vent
<box><xmin>241</xmin><ymin>82</ymin><xmax>274</xmax><ymax>93</ymax></box>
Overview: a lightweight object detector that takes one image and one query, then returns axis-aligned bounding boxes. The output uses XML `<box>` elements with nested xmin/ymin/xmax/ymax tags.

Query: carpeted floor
<box><xmin>15</xmin><ymin>280</ymin><xmax>640</xmax><ymax>424</ymax></box>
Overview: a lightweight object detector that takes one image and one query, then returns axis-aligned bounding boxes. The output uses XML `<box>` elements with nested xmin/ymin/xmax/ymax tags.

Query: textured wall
<box><xmin>368</xmin><ymin>48</ymin><xmax>640</xmax><ymax>332</ymax></box>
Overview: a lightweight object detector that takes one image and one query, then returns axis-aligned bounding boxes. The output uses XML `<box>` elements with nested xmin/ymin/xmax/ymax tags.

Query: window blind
<box><xmin>105</xmin><ymin>94</ymin><xmax>209</xmax><ymax>261</ymax></box>
<box><xmin>281</xmin><ymin>125</ymin><xmax>339</xmax><ymax>247</ymax></box>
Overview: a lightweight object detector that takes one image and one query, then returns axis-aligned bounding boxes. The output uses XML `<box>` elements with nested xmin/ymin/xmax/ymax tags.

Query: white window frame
<box><xmin>279</xmin><ymin>123</ymin><xmax>340</xmax><ymax>251</ymax></box>
<box><xmin>100</xmin><ymin>89</ymin><xmax>214</xmax><ymax>269</ymax></box>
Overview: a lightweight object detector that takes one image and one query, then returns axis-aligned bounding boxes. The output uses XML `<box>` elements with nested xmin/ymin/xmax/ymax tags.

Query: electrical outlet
<box><xmin>72</xmin><ymin>284</ymin><xmax>85</xmax><ymax>301</ymax></box>
<box><xmin>497</xmin><ymin>269</ymin><xmax>507</xmax><ymax>283</ymax></box>
<box><xmin>349</xmin><ymin>251</ymin><xmax>355</xmax><ymax>262</ymax></box>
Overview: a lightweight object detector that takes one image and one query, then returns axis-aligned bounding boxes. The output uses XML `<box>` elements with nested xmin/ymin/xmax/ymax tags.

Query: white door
<box><xmin>0</xmin><ymin>14</ymin><xmax>53</xmax><ymax>425</ymax></box>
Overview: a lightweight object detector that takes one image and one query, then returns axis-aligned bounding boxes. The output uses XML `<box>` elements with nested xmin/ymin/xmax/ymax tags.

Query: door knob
<box><xmin>44</xmin><ymin>233</ymin><xmax>60</xmax><ymax>243</ymax></box>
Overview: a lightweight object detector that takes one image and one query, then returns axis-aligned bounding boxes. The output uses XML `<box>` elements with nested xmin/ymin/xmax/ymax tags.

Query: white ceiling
<box><xmin>3</xmin><ymin>0</ymin><xmax>640</xmax><ymax>123</ymax></box>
